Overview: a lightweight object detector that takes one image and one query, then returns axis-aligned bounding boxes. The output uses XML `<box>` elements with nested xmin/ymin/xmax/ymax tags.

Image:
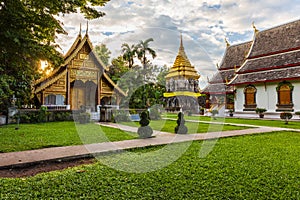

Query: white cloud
<box><xmin>56</xmin><ymin>0</ymin><xmax>300</xmax><ymax>88</ymax></box>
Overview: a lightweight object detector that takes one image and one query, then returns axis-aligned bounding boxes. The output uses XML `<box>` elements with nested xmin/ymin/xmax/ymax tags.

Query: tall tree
<box><xmin>106</xmin><ymin>56</ymin><xmax>129</xmax><ymax>83</ymax></box>
<box><xmin>136</xmin><ymin>38</ymin><xmax>157</xmax><ymax>67</ymax></box>
<box><xmin>0</xmin><ymin>0</ymin><xmax>110</xmax><ymax>113</ymax></box>
<box><xmin>94</xmin><ymin>44</ymin><xmax>111</xmax><ymax>67</ymax></box>
<box><xmin>121</xmin><ymin>43</ymin><xmax>136</xmax><ymax>68</ymax></box>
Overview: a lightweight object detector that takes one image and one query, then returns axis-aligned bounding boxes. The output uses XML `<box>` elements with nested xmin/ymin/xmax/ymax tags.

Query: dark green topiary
<box><xmin>138</xmin><ymin>111</ymin><xmax>153</xmax><ymax>138</ymax></box>
<box><xmin>139</xmin><ymin>111</ymin><xmax>150</xmax><ymax>126</ymax></box>
<box><xmin>175</xmin><ymin>112</ymin><xmax>188</xmax><ymax>134</ymax></box>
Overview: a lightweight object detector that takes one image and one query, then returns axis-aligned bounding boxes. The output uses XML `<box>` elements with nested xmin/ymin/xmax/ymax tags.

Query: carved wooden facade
<box><xmin>34</xmin><ymin>32</ymin><xmax>125</xmax><ymax>111</ymax></box>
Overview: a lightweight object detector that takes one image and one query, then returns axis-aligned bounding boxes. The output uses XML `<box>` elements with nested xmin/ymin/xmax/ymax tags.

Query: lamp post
<box><xmin>10</xmin><ymin>94</ymin><xmax>19</xmax><ymax>130</ymax></box>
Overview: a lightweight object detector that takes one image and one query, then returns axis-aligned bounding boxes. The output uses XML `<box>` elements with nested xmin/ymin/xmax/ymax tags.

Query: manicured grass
<box><xmin>0</xmin><ymin>122</ymin><xmax>137</xmax><ymax>153</ymax></box>
<box><xmin>1</xmin><ymin>131</ymin><xmax>300</xmax><ymax>199</ymax></box>
<box><xmin>164</xmin><ymin>113</ymin><xmax>300</xmax><ymax>129</ymax></box>
<box><xmin>122</xmin><ymin>119</ymin><xmax>249</xmax><ymax>133</ymax></box>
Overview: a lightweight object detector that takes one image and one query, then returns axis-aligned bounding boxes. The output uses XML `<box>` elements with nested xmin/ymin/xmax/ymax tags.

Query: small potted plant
<box><xmin>255</xmin><ymin>108</ymin><xmax>267</xmax><ymax>118</ymax></box>
<box><xmin>280</xmin><ymin>112</ymin><xmax>293</xmax><ymax>124</ymax></box>
<box><xmin>229</xmin><ymin>109</ymin><xmax>234</xmax><ymax>117</ymax></box>
<box><xmin>295</xmin><ymin>111</ymin><xmax>300</xmax><ymax>118</ymax></box>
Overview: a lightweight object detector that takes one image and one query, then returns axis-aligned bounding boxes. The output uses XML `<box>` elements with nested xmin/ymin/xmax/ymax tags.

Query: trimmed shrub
<box><xmin>280</xmin><ymin>112</ymin><xmax>293</xmax><ymax>124</ymax></box>
<box><xmin>138</xmin><ymin>111</ymin><xmax>153</xmax><ymax>138</ymax></box>
<box><xmin>175</xmin><ymin>112</ymin><xmax>188</xmax><ymax>134</ymax></box>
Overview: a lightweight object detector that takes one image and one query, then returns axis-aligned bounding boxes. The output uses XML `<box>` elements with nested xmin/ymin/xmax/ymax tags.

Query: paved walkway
<box><xmin>0</xmin><ymin>121</ymin><xmax>298</xmax><ymax>169</ymax></box>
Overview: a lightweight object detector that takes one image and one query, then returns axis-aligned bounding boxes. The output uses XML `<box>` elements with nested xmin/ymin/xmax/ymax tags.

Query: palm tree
<box><xmin>135</xmin><ymin>38</ymin><xmax>157</xmax><ymax>109</ymax></box>
<box><xmin>136</xmin><ymin>38</ymin><xmax>156</xmax><ymax>67</ymax></box>
<box><xmin>121</xmin><ymin>43</ymin><xmax>136</xmax><ymax>68</ymax></box>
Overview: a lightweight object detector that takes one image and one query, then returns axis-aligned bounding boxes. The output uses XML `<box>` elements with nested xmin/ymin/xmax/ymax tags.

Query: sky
<box><xmin>56</xmin><ymin>0</ymin><xmax>300</xmax><ymax>88</ymax></box>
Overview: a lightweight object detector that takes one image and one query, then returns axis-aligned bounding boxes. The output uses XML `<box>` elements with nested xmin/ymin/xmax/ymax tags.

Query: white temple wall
<box><xmin>255</xmin><ymin>83</ymin><xmax>277</xmax><ymax>112</ymax></box>
<box><xmin>293</xmin><ymin>81</ymin><xmax>300</xmax><ymax>112</ymax></box>
<box><xmin>235</xmin><ymin>81</ymin><xmax>300</xmax><ymax>113</ymax></box>
<box><xmin>235</xmin><ymin>86</ymin><xmax>244</xmax><ymax>112</ymax></box>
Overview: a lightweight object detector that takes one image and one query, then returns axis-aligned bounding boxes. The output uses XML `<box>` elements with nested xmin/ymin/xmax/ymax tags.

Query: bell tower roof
<box><xmin>165</xmin><ymin>34</ymin><xmax>200</xmax><ymax>80</ymax></box>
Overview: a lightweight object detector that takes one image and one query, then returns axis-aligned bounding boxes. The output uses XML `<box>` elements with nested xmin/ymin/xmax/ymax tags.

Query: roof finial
<box><xmin>252</xmin><ymin>21</ymin><xmax>259</xmax><ymax>34</ymax></box>
<box><xmin>225</xmin><ymin>38</ymin><xmax>230</xmax><ymax>47</ymax></box>
<box><xmin>86</xmin><ymin>20</ymin><xmax>89</xmax><ymax>35</ymax></box>
<box><xmin>79</xmin><ymin>23</ymin><xmax>82</xmax><ymax>36</ymax></box>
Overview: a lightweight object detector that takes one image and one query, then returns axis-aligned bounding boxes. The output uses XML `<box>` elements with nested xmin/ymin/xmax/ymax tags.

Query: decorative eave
<box><xmin>230</xmin><ymin>65</ymin><xmax>300</xmax><ymax>85</ymax></box>
<box><xmin>237</xmin><ymin>49</ymin><xmax>300</xmax><ymax>74</ymax></box>
<box><xmin>63</xmin><ymin>34</ymin><xmax>93</xmax><ymax>67</ymax></box>
<box><xmin>202</xmin><ymin>83</ymin><xmax>233</xmax><ymax>94</ymax></box>
<box><xmin>102</xmin><ymin>73</ymin><xmax>126</xmax><ymax>97</ymax></box>
<box><xmin>34</xmin><ymin>68</ymin><xmax>67</xmax><ymax>94</ymax></box>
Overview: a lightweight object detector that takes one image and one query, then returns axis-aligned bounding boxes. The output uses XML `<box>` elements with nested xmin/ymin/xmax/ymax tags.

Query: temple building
<box><xmin>34</xmin><ymin>27</ymin><xmax>125</xmax><ymax>112</ymax></box>
<box><xmin>202</xmin><ymin>41</ymin><xmax>252</xmax><ymax>110</ymax></box>
<box><xmin>230</xmin><ymin>19</ymin><xmax>300</xmax><ymax>114</ymax></box>
<box><xmin>164</xmin><ymin>35</ymin><xmax>202</xmax><ymax>112</ymax></box>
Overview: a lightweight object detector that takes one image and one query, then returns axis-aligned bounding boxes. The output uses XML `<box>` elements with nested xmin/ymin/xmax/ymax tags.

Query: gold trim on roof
<box><xmin>165</xmin><ymin>35</ymin><xmax>200</xmax><ymax>80</ymax></box>
<box><xmin>163</xmin><ymin>91</ymin><xmax>203</xmax><ymax>98</ymax></box>
<box><xmin>35</xmin><ymin>69</ymin><xmax>67</xmax><ymax>94</ymax></box>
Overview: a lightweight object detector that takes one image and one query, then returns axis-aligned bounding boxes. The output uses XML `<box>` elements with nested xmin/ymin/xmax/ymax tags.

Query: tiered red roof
<box><xmin>202</xmin><ymin>41</ymin><xmax>252</xmax><ymax>94</ymax></box>
<box><xmin>231</xmin><ymin>19</ymin><xmax>300</xmax><ymax>85</ymax></box>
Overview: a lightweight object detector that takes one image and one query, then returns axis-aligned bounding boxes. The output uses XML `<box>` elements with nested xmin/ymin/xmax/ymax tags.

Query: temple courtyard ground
<box><xmin>1</xmin><ymin>116</ymin><xmax>300</xmax><ymax>198</ymax></box>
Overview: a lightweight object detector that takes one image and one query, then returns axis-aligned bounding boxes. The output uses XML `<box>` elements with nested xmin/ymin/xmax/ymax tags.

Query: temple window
<box><xmin>56</xmin><ymin>95</ymin><xmax>65</xmax><ymax>105</ymax></box>
<box><xmin>45</xmin><ymin>94</ymin><xmax>56</xmax><ymax>105</ymax></box>
<box><xmin>243</xmin><ymin>85</ymin><xmax>257</xmax><ymax>111</ymax></box>
<box><xmin>276</xmin><ymin>81</ymin><xmax>294</xmax><ymax>111</ymax></box>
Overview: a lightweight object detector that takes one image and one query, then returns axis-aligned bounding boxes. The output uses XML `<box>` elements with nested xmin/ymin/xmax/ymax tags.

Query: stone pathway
<box><xmin>0</xmin><ymin>121</ymin><xmax>299</xmax><ymax>169</ymax></box>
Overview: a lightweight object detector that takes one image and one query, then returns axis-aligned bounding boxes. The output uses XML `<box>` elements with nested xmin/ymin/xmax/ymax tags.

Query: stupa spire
<box><xmin>180</xmin><ymin>33</ymin><xmax>184</xmax><ymax>51</ymax></box>
<box><xmin>165</xmin><ymin>34</ymin><xmax>200</xmax><ymax>80</ymax></box>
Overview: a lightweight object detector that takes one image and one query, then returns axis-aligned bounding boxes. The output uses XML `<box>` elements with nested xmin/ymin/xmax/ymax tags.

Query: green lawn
<box><xmin>0</xmin><ymin>122</ymin><xmax>137</xmax><ymax>153</ymax></box>
<box><xmin>122</xmin><ymin>119</ymin><xmax>249</xmax><ymax>133</ymax></box>
<box><xmin>164</xmin><ymin>113</ymin><xmax>300</xmax><ymax>129</ymax></box>
<box><xmin>2</xmin><ymin>131</ymin><xmax>300</xmax><ymax>199</ymax></box>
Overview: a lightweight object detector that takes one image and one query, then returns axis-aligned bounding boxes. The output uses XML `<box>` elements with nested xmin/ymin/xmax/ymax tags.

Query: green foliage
<box><xmin>77</xmin><ymin>112</ymin><xmax>90</xmax><ymax>124</ymax></box>
<box><xmin>280</xmin><ymin>112</ymin><xmax>293</xmax><ymax>124</ymax></box>
<box><xmin>211</xmin><ymin>110</ymin><xmax>219</xmax><ymax>115</ymax></box>
<box><xmin>149</xmin><ymin>106</ymin><xmax>162</xmax><ymax>120</ymax></box>
<box><xmin>0</xmin><ymin>0</ymin><xmax>110</xmax><ymax>113</ymax></box>
<box><xmin>139</xmin><ymin>111</ymin><xmax>150</xmax><ymax>127</ymax></box>
<box><xmin>18</xmin><ymin>110</ymin><xmax>72</xmax><ymax>123</ymax></box>
<box><xmin>295</xmin><ymin>111</ymin><xmax>300</xmax><ymax>116</ymax></box>
<box><xmin>175</xmin><ymin>112</ymin><xmax>188</xmax><ymax>134</ymax></box>
<box><xmin>113</xmin><ymin>110</ymin><xmax>130</xmax><ymax>122</ymax></box>
<box><xmin>136</xmin><ymin>38</ymin><xmax>157</xmax><ymax>65</ymax></box>
<box><xmin>121</xmin><ymin>43</ymin><xmax>137</xmax><ymax>68</ymax></box>
<box><xmin>0</xmin><ymin>122</ymin><xmax>137</xmax><ymax>153</ymax></box>
<box><xmin>94</xmin><ymin>44</ymin><xmax>111</xmax><ymax>66</ymax></box>
<box><xmin>3</xmin><ymin>132</ymin><xmax>300</xmax><ymax>198</ymax></box>
<box><xmin>106</xmin><ymin>56</ymin><xmax>129</xmax><ymax>83</ymax></box>
<box><xmin>138</xmin><ymin>111</ymin><xmax>153</xmax><ymax>138</ymax></box>
<box><xmin>166</xmin><ymin>113</ymin><xmax>300</xmax><ymax>129</ymax></box>
<box><xmin>280</xmin><ymin>112</ymin><xmax>292</xmax><ymax>120</ymax></box>
<box><xmin>255</xmin><ymin>107</ymin><xmax>267</xmax><ymax>114</ymax></box>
